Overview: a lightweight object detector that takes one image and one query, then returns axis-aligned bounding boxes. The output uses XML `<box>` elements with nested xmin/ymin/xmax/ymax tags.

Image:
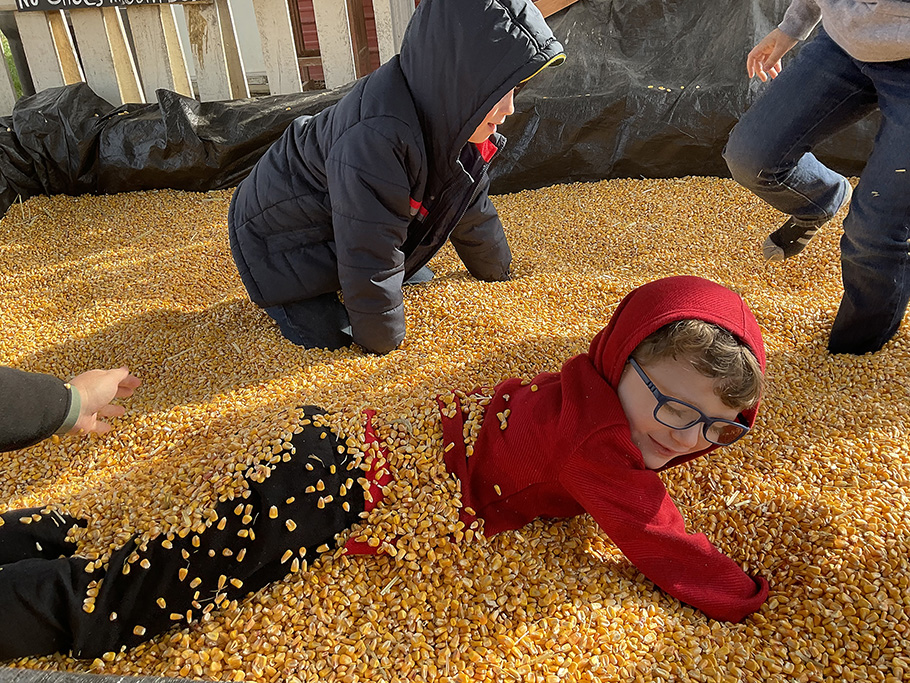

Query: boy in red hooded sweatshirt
<box><xmin>0</xmin><ymin>277</ymin><xmax>767</xmax><ymax>659</ymax></box>
<box><xmin>436</xmin><ymin>275</ymin><xmax>769</xmax><ymax>622</ymax></box>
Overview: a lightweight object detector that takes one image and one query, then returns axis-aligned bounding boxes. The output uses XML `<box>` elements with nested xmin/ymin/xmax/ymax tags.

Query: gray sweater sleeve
<box><xmin>0</xmin><ymin>366</ymin><xmax>72</xmax><ymax>451</ymax></box>
<box><xmin>779</xmin><ymin>0</ymin><xmax>910</xmax><ymax>62</ymax></box>
<box><xmin>779</xmin><ymin>0</ymin><xmax>822</xmax><ymax>40</ymax></box>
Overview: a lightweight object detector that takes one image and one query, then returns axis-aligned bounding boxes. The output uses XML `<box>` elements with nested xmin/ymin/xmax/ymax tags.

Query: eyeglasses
<box><xmin>627</xmin><ymin>358</ymin><xmax>750</xmax><ymax>446</ymax></box>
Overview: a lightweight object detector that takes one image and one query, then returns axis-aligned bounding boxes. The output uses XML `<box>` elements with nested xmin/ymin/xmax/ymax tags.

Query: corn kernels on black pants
<box><xmin>0</xmin><ymin>407</ymin><xmax>364</xmax><ymax>660</ymax></box>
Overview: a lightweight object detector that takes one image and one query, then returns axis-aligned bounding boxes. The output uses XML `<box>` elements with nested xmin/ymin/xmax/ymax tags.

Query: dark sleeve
<box><xmin>448</xmin><ymin>173</ymin><xmax>512</xmax><ymax>282</ymax></box>
<box><xmin>326</xmin><ymin>120</ymin><xmax>422</xmax><ymax>354</ymax></box>
<box><xmin>560</xmin><ymin>438</ymin><xmax>769</xmax><ymax>622</ymax></box>
<box><xmin>0</xmin><ymin>366</ymin><xmax>71</xmax><ymax>452</ymax></box>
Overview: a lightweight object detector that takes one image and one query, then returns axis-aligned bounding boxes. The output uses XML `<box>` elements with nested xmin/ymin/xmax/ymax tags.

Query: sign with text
<box><xmin>16</xmin><ymin>0</ymin><xmax>209</xmax><ymax>11</ymax></box>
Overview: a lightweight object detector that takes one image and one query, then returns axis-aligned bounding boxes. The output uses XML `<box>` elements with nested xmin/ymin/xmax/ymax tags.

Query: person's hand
<box><xmin>747</xmin><ymin>28</ymin><xmax>798</xmax><ymax>81</ymax></box>
<box><xmin>68</xmin><ymin>367</ymin><xmax>141</xmax><ymax>436</ymax></box>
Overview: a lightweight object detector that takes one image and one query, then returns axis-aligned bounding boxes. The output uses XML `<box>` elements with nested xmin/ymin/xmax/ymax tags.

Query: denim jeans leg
<box><xmin>264</xmin><ymin>292</ymin><xmax>353</xmax><ymax>350</ymax></box>
<box><xmin>723</xmin><ymin>30</ymin><xmax>878</xmax><ymax>223</ymax></box>
<box><xmin>829</xmin><ymin>57</ymin><xmax>910</xmax><ymax>354</ymax></box>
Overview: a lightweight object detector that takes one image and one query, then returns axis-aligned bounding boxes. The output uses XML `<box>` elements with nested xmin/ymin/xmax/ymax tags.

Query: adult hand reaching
<box><xmin>68</xmin><ymin>367</ymin><xmax>141</xmax><ymax>435</ymax></box>
<box><xmin>747</xmin><ymin>28</ymin><xmax>798</xmax><ymax>82</ymax></box>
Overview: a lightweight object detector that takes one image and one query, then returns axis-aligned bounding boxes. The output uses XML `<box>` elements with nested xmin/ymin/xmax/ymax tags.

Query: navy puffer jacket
<box><xmin>228</xmin><ymin>0</ymin><xmax>564</xmax><ymax>353</ymax></box>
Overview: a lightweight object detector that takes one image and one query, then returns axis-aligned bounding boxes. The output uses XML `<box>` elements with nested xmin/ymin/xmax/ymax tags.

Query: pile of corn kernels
<box><xmin>1</xmin><ymin>177</ymin><xmax>908</xmax><ymax>682</ymax></box>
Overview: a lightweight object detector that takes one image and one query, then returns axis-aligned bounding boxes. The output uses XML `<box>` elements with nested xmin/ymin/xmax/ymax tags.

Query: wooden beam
<box><xmin>159</xmin><ymin>3</ymin><xmax>194</xmax><ymax>97</ymax></box>
<box><xmin>68</xmin><ymin>7</ymin><xmax>143</xmax><ymax>105</ymax></box>
<box><xmin>0</xmin><ymin>53</ymin><xmax>17</xmax><ymax>116</ymax></box>
<box><xmin>371</xmin><ymin>0</ymin><xmax>414</xmax><ymax>65</ymax></box>
<box><xmin>346</xmin><ymin>0</ymin><xmax>371</xmax><ymax>78</ymax></box>
<box><xmin>14</xmin><ymin>11</ymin><xmax>67</xmax><ymax>91</ymax></box>
<box><xmin>127</xmin><ymin>4</ymin><xmax>193</xmax><ymax>100</ymax></box>
<box><xmin>311</xmin><ymin>0</ymin><xmax>356</xmax><ymax>89</ymax></box>
<box><xmin>105</xmin><ymin>7</ymin><xmax>143</xmax><ymax>102</ymax></box>
<box><xmin>47</xmin><ymin>11</ymin><xmax>83</xmax><ymax>84</ymax></box>
<box><xmin>252</xmin><ymin>0</ymin><xmax>301</xmax><ymax>95</ymax></box>
<box><xmin>184</xmin><ymin>1</ymin><xmax>231</xmax><ymax>101</ymax></box>
<box><xmin>297</xmin><ymin>56</ymin><xmax>323</xmax><ymax>69</ymax></box>
<box><xmin>214</xmin><ymin>0</ymin><xmax>248</xmax><ymax>99</ymax></box>
<box><xmin>534</xmin><ymin>0</ymin><xmax>580</xmax><ymax>18</ymax></box>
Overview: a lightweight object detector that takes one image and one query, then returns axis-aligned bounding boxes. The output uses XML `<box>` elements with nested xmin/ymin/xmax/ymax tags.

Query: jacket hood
<box><xmin>587</xmin><ymin>276</ymin><xmax>767</xmax><ymax>469</ymax></box>
<box><xmin>399</xmin><ymin>0</ymin><xmax>564</xmax><ymax>180</ymax></box>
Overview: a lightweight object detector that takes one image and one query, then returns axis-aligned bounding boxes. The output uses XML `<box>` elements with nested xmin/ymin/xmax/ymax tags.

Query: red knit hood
<box><xmin>587</xmin><ymin>275</ymin><xmax>766</xmax><ymax>469</ymax></box>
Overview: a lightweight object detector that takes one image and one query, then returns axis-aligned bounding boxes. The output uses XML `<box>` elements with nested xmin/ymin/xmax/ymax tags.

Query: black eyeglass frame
<box><xmin>627</xmin><ymin>358</ymin><xmax>750</xmax><ymax>446</ymax></box>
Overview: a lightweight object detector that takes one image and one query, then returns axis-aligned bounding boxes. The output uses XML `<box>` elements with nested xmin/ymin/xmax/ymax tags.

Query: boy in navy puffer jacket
<box><xmin>229</xmin><ymin>0</ymin><xmax>565</xmax><ymax>354</ymax></box>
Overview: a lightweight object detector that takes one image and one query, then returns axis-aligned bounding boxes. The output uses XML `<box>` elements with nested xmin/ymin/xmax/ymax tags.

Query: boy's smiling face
<box><xmin>468</xmin><ymin>89</ymin><xmax>517</xmax><ymax>143</ymax></box>
<box><xmin>616</xmin><ymin>356</ymin><xmax>743</xmax><ymax>470</ymax></box>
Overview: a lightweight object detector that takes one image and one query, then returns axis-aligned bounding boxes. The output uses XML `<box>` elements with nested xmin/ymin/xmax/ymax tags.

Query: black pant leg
<box><xmin>67</xmin><ymin>408</ymin><xmax>365</xmax><ymax>659</ymax></box>
<box><xmin>0</xmin><ymin>555</ymin><xmax>93</xmax><ymax>659</ymax></box>
<box><xmin>0</xmin><ymin>408</ymin><xmax>365</xmax><ymax>660</ymax></box>
<box><xmin>0</xmin><ymin>507</ymin><xmax>84</xmax><ymax>564</ymax></box>
<box><xmin>0</xmin><ymin>508</ymin><xmax>91</xmax><ymax>659</ymax></box>
<box><xmin>264</xmin><ymin>293</ymin><xmax>353</xmax><ymax>350</ymax></box>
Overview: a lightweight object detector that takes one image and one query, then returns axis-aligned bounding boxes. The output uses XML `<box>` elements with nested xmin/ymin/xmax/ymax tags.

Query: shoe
<box><xmin>404</xmin><ymin>265</ymin><xmax>434</xmax><ymax>285</ymax></box>
<box><xmin>762</xmin><ymin>181</ymin><xmax>853</xmax><ymax>262</ymax></box>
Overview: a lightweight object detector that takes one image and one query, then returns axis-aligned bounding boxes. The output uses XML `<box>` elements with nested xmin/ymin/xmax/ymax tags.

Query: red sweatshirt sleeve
<box><xmin>344</xmin><ymin>410</ymin><xmax>393</xmax><ymax>556</ymax></box>
<box><xmin>560</xmin><ymin>433</ymin><xmax>769</xmax><ymax>622</ymax></box>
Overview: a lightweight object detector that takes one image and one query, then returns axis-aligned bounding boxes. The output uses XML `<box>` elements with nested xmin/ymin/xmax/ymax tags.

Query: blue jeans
<box><xmin>724</xmin><ymin>29</ymin><xmax>910</xmax><ymax>355</ymax></box>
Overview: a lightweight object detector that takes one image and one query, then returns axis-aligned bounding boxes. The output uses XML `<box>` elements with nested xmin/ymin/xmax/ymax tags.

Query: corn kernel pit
<box><xmin>1</xmin><ymin>177</ymin><xmax>909</xmax><ymax>681</ymax></box>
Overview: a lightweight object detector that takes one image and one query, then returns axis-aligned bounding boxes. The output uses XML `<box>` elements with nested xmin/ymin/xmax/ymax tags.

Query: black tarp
<box><xmin>0</xmin><ymin>0</ymin><xmax>877</xmax><ymax>217</ymax></box>
<box><xmin>0</xmin><ymin>83</ymin><xmax>350</xmax><ymax>217</ymax></box>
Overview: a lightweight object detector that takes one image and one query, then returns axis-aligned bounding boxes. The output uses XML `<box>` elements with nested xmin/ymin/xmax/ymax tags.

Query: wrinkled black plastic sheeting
<box><xmin>0</xmin><ymin>0</ymin><xmax>876</xmax><ymax>218</ymax></box>
<box><xmin>0</xmin><ymin>83</ymin><xmax>349</xmax><ymax>218</ymax></box>
<box><xmin>0</xmin><ymin>668</ymin><xmax>193</xmax><ymax>683</ymax></box>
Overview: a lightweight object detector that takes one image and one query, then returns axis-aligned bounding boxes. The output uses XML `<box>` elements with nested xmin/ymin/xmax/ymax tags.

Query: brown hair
<box><xmin>631</xmin><ymin>319</ymin><xmax>763</xmax><ymax>411</ymax></box>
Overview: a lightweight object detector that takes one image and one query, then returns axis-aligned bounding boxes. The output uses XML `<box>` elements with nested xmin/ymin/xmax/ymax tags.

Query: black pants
<box><xmin>265</xmin><ymin>293</ymin><xmax>353</xmax><ymax>350</ymax></box>
<box><xmin>0</xmin><ymin>407</ymin><xmax>365</xmax><ymax>660</ymax></box>
<box><xmin>263</xmin><ymin>266</ymin><xmax>434</xmax><ymax>350</ymax></box>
